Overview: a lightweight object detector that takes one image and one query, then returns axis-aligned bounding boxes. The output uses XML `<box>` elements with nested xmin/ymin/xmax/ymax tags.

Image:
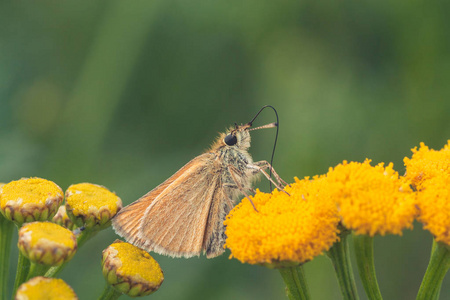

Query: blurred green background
<box><xmin>1</xmin><ymin>0</ymin><xmax>450</xmax><ymax>299</ymax></box>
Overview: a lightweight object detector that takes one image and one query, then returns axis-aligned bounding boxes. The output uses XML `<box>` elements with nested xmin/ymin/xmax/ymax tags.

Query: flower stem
<box><xmin>416</xmin><ymin>241</ymin><xmax>450</xmax><ymax>300</ymax></box>
<box><xmin>45</xmin><ymin>229</ymin><xmax>97</xmax><ymax>277</ymax></box>
<box><xmin>26</xmin><ymin>262</ymin><xmax>50</xmax><ymax>281</ymax></box>
<box><xmin>278</xmin><ymin>265</ymin><xmax>310</xmax><ymax>300</ymax></box>
<box><xmin>98</xmin><ymin>284</ymin><xmax>122</xmax><ymax>300</ymax></box>
<box><xmin>12</xmin><ymin>251</ymin><xmax>30</xmax><ymax>299</ymax></box>
<box><xmin>326</xmin><ymin>232</ymin><xmax>360</xmax><ymax>300</ymax></box>
<box><xmin>0</xmin><ymin>215</ymin><xmax>14</xmax><ymax>300</ymax></box>
<box><xmin>353</xmin><ymin>234</ymin><xmax>383</xmax><ymax>300</ymax></box>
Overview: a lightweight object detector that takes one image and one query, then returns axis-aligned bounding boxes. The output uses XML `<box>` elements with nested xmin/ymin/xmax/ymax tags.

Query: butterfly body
<box><xmin>113</xmin><ymin>120</ymin><xmax>282</xmax><ymax>258</ymax></box>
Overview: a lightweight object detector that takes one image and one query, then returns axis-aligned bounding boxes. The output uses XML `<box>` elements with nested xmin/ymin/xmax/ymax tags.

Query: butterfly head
<box><xmin>218</xmin><ymin>121</ymin><xmax>277</xmax><ymax>151</ymax></box>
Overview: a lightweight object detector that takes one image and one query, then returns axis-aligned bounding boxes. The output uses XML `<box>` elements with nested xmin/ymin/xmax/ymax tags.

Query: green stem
<box><xmin>353</xmin><ymin>234</ymin><xmax>383</xmax><ymax>300</ymax></box>
<box><xmin>0</xmin><ymin>215</ymin><xmax>14</xmax><ymax>300</ymax></box>
<box><xmin>76</xmin><ymin>229</ymin><xmax>97</xmax><ymax>248</ymax></box>
<box><xmin>416</xmin><ymin>241</ymin><xmax>450</xmax><ymax>300</ymax></box>
<box><xmin>98</xmin><ymin>284</ymin><xmax>122</xmax><ymax>300</ymax></box>
<box><xmin>326</xmin><ymin>232</ymin><xmax>360</xmax><ymax>300</ymax></box>
<box><xmin>26</xmin><ymin>262</ymin><xmax>50</xmax><ymax>281</ymax></box>
<box><xmin>278</xmin><ymin>265</ymin><xmax>310</xmax><ymax>300</ymax></box>
<box><xmin>12</xmin><ymin>251</ymin><xmax>30</xmax><ymax>299</ymax></box>
<box><xmin>45</xmin><ymin>229</ymin><xmax>96</xmax><ymax>277</ymax></box>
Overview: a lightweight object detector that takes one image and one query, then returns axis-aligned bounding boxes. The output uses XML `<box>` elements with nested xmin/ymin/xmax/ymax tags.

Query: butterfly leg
<box><xmin>247</xmin><ymin>162</ymin><xmax>290</xmax><ymax>196</ymax></box>
<box><xmin>227</xmin><ymin>164</ymin><xmax>259</xmax><ymax>212</ymax></box>
<box><xmin>251</xmin><ymin>160</ymin><xmax>290</xmax><ymax>187</ymax></box>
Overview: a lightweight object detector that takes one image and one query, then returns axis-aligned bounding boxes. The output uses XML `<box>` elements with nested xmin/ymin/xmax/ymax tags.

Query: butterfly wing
<box><xmin>203</xmin><ymin>184</ymin><xmax>234</xmax><ymax>258</ymax></box>
<box><xmin>112</xmin><ymin>152</ymin><xmax>223</xmax><ymax>258</ymax></box>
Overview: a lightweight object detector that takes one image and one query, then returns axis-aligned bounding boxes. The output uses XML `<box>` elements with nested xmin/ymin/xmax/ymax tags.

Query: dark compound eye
<box><xmin>224</xmin><ymin>134</ymin><xmax>237</xmax><ymax>146</ymax></box>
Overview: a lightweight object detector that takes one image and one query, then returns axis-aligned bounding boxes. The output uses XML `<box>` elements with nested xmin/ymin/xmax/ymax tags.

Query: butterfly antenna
<box><xmin>248</xmin><ymin>105</ymin><xmax>280</xmax><ymax>191</ymax></box>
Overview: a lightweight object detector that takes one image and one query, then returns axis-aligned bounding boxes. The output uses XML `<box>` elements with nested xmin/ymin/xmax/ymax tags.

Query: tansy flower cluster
<box><xmin>326</xmin><ymin>159</ymin><xmax>417</xmax><ymax>236</ymax></box>
<box><xmin>0</xmin><ymin>177</ymin><xmax>164</xmax><ymax>299</ymax></box>
<box><xmin>225</xmin><ymin>176</ymin><xmax>340</xmax><ymax>266</ymax></box>
<box><xmin>225</xmin><ymin>140</ymin><xmax>450</xmax><ymax>300</ymax></box>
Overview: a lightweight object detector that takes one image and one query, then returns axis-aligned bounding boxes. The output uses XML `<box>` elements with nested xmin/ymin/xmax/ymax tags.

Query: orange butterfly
<box><xmin>112</xmin><ymin>106</ymin><xmax>286</xmax><ymax>258</ymax></box>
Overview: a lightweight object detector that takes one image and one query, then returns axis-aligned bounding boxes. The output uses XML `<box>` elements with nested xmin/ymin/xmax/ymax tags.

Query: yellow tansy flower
<box><xmin>225</xmin><ymin>176</ymin><xmax>340</xmax><ymax>266</ymax></box>
<box><xmin>416</xmin><ymin>176</ymin><xmax>450</xmax><ymax>245</ymax></box>
<box><xmin>65</xmin><ymin>183</ymin><xmax>122</xmax><ymax>229</ymax></box>
<box><xmin>0</xmin><ymin>177</ymin><xmax>64</xmax><ymax>225</ymax></box>
<box><xmin>18</xmin><ymin>221</ymin><xmax>77</xmax><ymax>266</ymax></box>
<box><xmin>102</xmin><ymin>240</ymin><xmax>164</xmax><ymax>297</ymax></box>
<box><xmin>326</xmin><ymin>160</ymin><xmax>417</xmax><ymax>236</ymax></box>
<box><xmin>15</xmin><ymin>277</ymin><xmax>78</xmax><ymax>300</ymax></box>
<box><xmin>404</xmin><ymin>140</ymin><xmax>450</xmax><ymax>190</ymax></box>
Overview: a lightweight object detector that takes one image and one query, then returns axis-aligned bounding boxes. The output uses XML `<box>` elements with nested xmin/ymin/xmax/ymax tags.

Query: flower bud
<box><xmin>65</xmin><ymin>183</ymin><xmax>122</xmax><ymax>230</ymax></box>
<box><xmin>15</xmin><ymin>276</ymin><xmax>78</xmax><ymax>300</ymax></box>
<box><xmin>0</xmin><ymin>178</ymin><xmax>63</xmax><ymax>225</ymax></box>
<box><xmin>52</xmin><ymin>205</ymin><xmax>76</xmax><ymax>230</ymax></box>
<box><xmin>18</xmin><ymin>221</ymin><xmax>77</xmax><ymax>266</ymax></box>
<box><xmin>102</xmin><ymin>240</ymin><xmax>164</xmax><ymax>297</ymax></box>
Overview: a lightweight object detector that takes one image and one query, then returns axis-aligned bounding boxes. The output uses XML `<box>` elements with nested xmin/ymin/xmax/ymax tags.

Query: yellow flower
<box><xmin>0</xmin><ymin>178</ymin><xmax>63</xmax><ymax>225</ymax></box>
<box><xmin>102</xmin><ymin>240</ymin><xmax>164</xmax><ymax>297</ymax></box>
<box><xmin>18</xmin><ymin>221</ymin><xmax>77</xmax><ymax>266</ymax></box>
<box><xmin>415</xmin><ymin>175</ymin><xmax>450</xmax><ymax>245</ymax></box>
<box><xmin>404</xmin><ymin>140</ymin><xmax>450</xmax><ymax>190</ymax></box>
<box><xmin>15</xmin><ymin>276</ymin><xmax>78</xmax><ymax>300</ymax></box>
<box><xmin>326</xmin><ymin>160</ymin><xmax>417</xmax><ymax>236</ymax></box>
<box><xmin>224</xmin><ymin>176</ymin><xmax>340</xmax><ymax>266</ymax></box>
<box><xmin>65</xmin><ymin>183</ymin><xmax>122</xmax><ymax>230</ymax></box>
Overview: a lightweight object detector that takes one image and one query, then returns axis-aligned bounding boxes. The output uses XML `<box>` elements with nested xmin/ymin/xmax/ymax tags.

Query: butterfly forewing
<box><xmin>113</xmin><ymin>153</ymin><xmax>221</xmax><ymax>257</ymax></box>
<box><xmin>203</xmin><ymin>184</ymin><xmax>233</xmax><ymax>258</ymax></box>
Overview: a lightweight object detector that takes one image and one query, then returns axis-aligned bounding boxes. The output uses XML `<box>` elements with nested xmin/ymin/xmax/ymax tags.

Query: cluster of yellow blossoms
<box><xmin>225</xmin><ymin>140</ymin><xmax>450</xmax><ymax>266</ymax></box>
<box><xmin>0</xmin><ymin>177</ymin><xmax>164</xmax><ymax>299</ymax></box>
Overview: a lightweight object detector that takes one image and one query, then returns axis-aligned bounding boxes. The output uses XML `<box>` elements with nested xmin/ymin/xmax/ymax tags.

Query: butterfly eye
<box><xmin>224</xmin><ymin>134</ymin><xmax>237</xmax><ymax>146</ymax></box>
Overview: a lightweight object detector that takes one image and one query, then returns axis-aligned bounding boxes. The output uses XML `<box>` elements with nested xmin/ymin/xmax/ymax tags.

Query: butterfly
<box><xmin>112</xmin><ymin>105</ymin><xmax>286</xmax><ymax>258</ymax></box>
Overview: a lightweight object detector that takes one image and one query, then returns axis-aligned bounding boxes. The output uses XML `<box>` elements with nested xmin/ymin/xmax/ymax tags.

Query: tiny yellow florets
<box><xmin>0</xmin><ymin>177</ymin><xmax>63</xmax><ymax>208</ymax></box>
<box><xmin>15</xmin><ymin>276</ymin><xmax>78</xmax><ymax>300</ymax></box>
<box><xmin>404</xmin><ymin>140</ymin><xmax>450</xmax><ymax>190</ymax></box>
<box><xmin>416</xmin><ymin>176</ymin><xmax>450</xmax><ymax>245</ymax></box>
<box><xmin>65</xmin><ymin>183</ymin><xmax>122</xmax><ymax>228</ymax></box>
<box><xmin>22</xmin><ymin>221</ymin><xmax>76</xmax><ymax>248</ymax></box>
<box><xmin>326</xmin><ymin>160</ymin><xmax>417</xmax><ymax>236</ymax></box>
<box><xmin>0</xmin><ymin>177</ymin><xmax>64</xmax><ymax>224</ymax></box>
<box><xmin>224</xmin><ymin>176</ymin><xmax>340</xmax><ymax>266</ymax></box>
<box><xmin>404</xmin><ymin>141</ymin><xmax>450</xmax><ymax>245</ymax></box>
<box><xmin>66</xmin><ymin>183</ymin><xmax>121</xmax><ymax>215</ymax></box>
<box><xmin>111</xmin><ymin>242</ymin><xmax>164</xmax><ymax>284</ymax></box>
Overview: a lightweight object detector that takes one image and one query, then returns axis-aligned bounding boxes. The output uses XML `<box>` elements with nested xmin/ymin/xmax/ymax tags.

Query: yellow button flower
<box><xmin>404</xmin><ymin>140</ymin><xmax>450</xmax><ymax>190</ymax></box>
<box><xmin>0</xmin><ymin>178</ymin><xmax>64</xmax><ymax>225</ymax></box>
<box><xmin>65</xmin><ymin>183</ymin><xmax>122</xmax><ymax>230</ymax></box>
<box><xmin>326</xmin><ymin>160</ymin><xmax>417</xmax><ymax>236</ymax></box>
<box><xmin>416</xmin><ymin>175</ymin><xmax>450</xmax><ymax>245</ymax></box>
<box><xmin>102</xmin><ymin>240</ymin><xmax>164</xmax><ymax>297</ymax></box>
<box><xmin>18</xmin><ymin>221</ymin><xmax>77</xmax><ymax>266</ymax></box>
<box><xmin>225</xmin><ymin>176</ymin><xmax>340</xmax><ymax>266</ymax></box>
<box><xmin>15</xmin><ymin>276</ymin><xmax>78</xmax><ymax>300</ymax></box>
